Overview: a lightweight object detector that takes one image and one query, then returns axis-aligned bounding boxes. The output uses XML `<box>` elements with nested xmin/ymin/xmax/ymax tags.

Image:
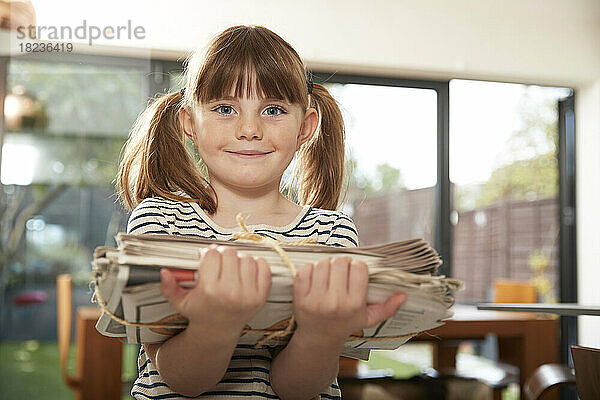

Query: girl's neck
<box><xmin>207</xmin><ymin>181</ymin><xmax>301</xmax><ymax>227</ymax></box>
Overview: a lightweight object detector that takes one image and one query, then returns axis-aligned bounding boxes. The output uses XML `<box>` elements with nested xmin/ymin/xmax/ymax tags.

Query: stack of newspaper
<box><xmin>93</xmin><ymin>233</ymin><xmax>462</xmax><ymax>356</ymax></box>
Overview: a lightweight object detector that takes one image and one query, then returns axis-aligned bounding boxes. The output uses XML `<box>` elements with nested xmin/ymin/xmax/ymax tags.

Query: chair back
<box><xmin>493</xmin><ymin>280</ymin><xmax>537</xmax><ymax>303</ymax></box>
<box><xmin>571</xmin><ymin>345</ymin><xmax>600</xmax><ymax>400</ymax></box>
<box><xmin>57</xmin><ymin>274</ymin><xmax>78</xmax><ymax>389</ymax></box>
<box><xmin>56</xmin><ymin>274</ymin><xmax>123</xmax><ymax>400</ymax></box>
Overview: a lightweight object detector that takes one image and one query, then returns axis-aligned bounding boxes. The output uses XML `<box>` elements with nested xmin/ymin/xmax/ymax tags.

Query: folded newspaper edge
<box><xmin>93</xmin><ymin>233</ymin><xmax>463</xmax><ymax>360</ymax></box>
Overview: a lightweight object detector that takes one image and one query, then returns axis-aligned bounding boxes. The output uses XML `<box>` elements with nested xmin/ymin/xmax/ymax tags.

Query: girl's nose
<box><xmin>236</xmin><ymin>115</ymin><xmax>263</xmax><ymax>141</ymax></box>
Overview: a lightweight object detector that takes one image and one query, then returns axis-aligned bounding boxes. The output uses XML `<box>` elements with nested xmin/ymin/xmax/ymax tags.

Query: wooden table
<box><xmin>412</xmin><ymin>304</ymin><xmax>560</xmax><ymax>400</ymax></box>
<box><xmin>477</xmin><ymin>302</ymin><xmax>600</xmax><ymax>316</ymax></box>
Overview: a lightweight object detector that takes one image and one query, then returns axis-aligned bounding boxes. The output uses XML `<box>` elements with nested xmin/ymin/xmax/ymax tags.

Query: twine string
<box><xmin>92</xmin><ymin>212</ymin><xmax>417</xmax><ymax>348</ymax></box>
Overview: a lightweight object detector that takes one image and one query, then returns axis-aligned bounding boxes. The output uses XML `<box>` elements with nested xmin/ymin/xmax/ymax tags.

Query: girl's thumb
<box><xmin>160</xmin><ymin>268</ymin><xmax>187</xmax><ymax>312</ymax></box>
<box><xmin>365</xmin><ymin>292</ymin><xmax>407</xmax><ymax>329</ymax></box>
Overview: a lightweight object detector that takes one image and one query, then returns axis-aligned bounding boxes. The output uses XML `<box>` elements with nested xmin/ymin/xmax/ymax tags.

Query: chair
<box><xmin>56</xmin><ymin>274</ymin><xmax>123</xmax><ymax>400</ymax></box>
<box><xmin>523</xmin><ymin>364</ymin><xmax>575</xmax><ymax>400</ymax></box>
<box><xmin>493</xmin><ymin>279</ymin><xmax>537</xmax><ymax>303</ymax></box>
<box><xmin>523</xmin><ymin>345</ymin><xmax>600</xmax><ymax>400</ymax></box>
<box><xmin>571</xmin><ymin>345</ymin><xmax>600</xmax><ymax>400</ymax></box>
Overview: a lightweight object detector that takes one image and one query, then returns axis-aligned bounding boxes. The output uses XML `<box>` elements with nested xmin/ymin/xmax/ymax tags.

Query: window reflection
<box><xmin>7</xmin><ymin>60</ymin><xmax>148</xmax><ymax>135</ymax></box>
<box><xmin>0</xmin><ymin>58</ymin><xmax>151</xmax><ymax>361</ymax></box>
<box><xmin>450</xmin><ymin>79</ymin><xmax>571</xmax><ymax>303</ymax></box>
<box><xmin>325</xmin><ymin>83</ymin><xmax>437</xmax><ymax>245</ymax></box>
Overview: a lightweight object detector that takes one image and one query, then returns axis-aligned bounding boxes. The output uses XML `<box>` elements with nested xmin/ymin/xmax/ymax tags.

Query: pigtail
<box><xmin>295</xmin><ymin>83</ymin><xmax>348</xmax><ymax>211</ymax></box>
<box><xmin>116</xmin><ymin>90</ymin><xmax>217</xmax><ymax>213</ymax></box>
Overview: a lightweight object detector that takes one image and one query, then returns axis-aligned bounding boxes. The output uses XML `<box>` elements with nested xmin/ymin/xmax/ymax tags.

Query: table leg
<box><xmin>433</xmin><ymin>341</ymin><xmax>459</xmax><ymax>373</ymax></box>
<box><xmin>522</xmin><ymin>321</ymin><xmax>559</xmax><ymax>400</ymax></box>
<box><xmin>75</xmin><ymin>307</ymin><xmax>123</xmax><ymax>400</ymax></box>
<box><xmin>497</xmin><ymin>337</ymin><xmax>520</xmax><ymax>368</ymax></box>
<box><xmin>498</xmin><ymin>321</ymin><xmax>559</xmax><ymax>400</ymax></box>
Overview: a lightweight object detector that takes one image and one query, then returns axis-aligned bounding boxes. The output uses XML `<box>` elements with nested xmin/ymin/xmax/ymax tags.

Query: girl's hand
<box><xmin>292</xmin><ymin>257</ymin><xmax>406</xmax><ymax>344</ymax></box>
<box><xmin>159</xmin><ymin>244</ymin><xmax>272</xmax><ymax>334</ymax></box>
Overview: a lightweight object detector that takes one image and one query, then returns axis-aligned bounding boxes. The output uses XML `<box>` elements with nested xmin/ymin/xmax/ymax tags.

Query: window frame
<box><xmin>312</xmin><ymin>73</ymin><xmax>577</xmax><ymax>367</ymax></box>
<box><xmin>311</xmin><ymin>72</ymin><xmax>452</xmax><ymax>277</ymax></box>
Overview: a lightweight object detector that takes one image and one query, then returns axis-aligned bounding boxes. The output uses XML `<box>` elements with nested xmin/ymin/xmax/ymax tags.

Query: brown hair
<box><xmin>116</xmin><ymin>25</ymin><xmax>348</xmax><ymax>213</ymax></box>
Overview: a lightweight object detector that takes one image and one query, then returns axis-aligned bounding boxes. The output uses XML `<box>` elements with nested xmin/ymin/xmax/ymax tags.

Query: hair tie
<box><xmin>306</xmin><ymin>73</ymin><xmax>314</xmax><ymax>94</ymax></box>
<box><xmin>179</xmin><ymin>87</ymin><xmax>185</xmax><ymax>97</ymax></box>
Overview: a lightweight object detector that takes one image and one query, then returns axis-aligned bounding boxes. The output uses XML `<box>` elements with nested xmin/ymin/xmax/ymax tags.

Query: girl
<box><xmin>117</xmin><ymin>25</ymin><xmax>406</xmax><ymax>400</ymax></box>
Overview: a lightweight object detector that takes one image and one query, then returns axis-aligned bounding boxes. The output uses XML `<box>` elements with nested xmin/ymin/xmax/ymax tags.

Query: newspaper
<box><xmin>93</xmin><ymin>233</ymin><xmax>462</xmax><ymax>360</ymax></box>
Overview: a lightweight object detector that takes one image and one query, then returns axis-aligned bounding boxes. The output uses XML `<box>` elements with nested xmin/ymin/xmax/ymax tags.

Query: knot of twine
<box><xmin>92</xmin><ymin>213</ymin><xmax>416</xmax><ymax>348</ymax></box>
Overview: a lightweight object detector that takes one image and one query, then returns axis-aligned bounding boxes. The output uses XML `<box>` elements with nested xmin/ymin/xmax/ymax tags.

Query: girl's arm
<box><xmin>270</xmin><ymin>258</ymin><xmax>406</xmax><ymax>400</ymax></box>
<box><xmin>150</xmin><ymin>246</ymin><xmax>271</xmax><ymax>397</ymax></box>
<box><xmin>269</xmin><ymin>328</ymin><xmax>345</xmax><ymax>399</ymax></box>
<box><xmin>143</xmin><ymin>323</ymin><xmax>242</xmax><ymax>396</ymax></box>
<box><xmin>127</xmin><ymin>206</ymin><xmax>243</xmax><ymax>393</ymax></box>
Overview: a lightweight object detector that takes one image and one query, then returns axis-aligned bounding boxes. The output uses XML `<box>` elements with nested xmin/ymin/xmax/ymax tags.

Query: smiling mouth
<box><xmin>226</xmin><ymin>151</ymin><xmax>273</xmax><ymax>159</ymax></box>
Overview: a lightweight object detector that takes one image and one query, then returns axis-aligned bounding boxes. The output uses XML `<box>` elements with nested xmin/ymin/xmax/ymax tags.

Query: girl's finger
<box><xmin>349</xmin><ymin>261</ymin><xmax>369</xmax><ymax>304</ymax></box>
<box><xmin>364</xmin><ymin>292</ymin><xmax>406</xmax><ymax>328</ymax></box>
<box><xmin>294</xmin><ymin>263</ymin><xmax>313</xmax><ymax>299</ymax></box>
<box><xmin>198</xmin><ymin>247</ymin><xmax>220</xmax><ymax>287</ymax></box>
<box><xmin>329</xmin><ymin>257</ymin><xmax>350</xmax><ymax>296</ymax></box>
<box><xmin>217</xmin><ymin>246</ymin><xmax>239</xmax><ymax>283</ymax></box>
<box><xmin>239</xmin><ymin>255</ymin><xmax>257</xmax><ymax>291</ymax></box>
<box><xmin>160</xmin><ymin>268</ymin><xmax>189</xmax><ymax>313</ymax></box>
<box><xmin>255</xmin><ymin>257</ymin><xmax>271</xmax><ymax>298</ymax></box>
<box><xmin>310</xmin><ymin>258</ymin><xmax>330</xmax><ymax>297</ymax></box>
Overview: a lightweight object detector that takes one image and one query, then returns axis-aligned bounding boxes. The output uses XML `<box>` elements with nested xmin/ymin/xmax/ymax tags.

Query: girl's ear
<box><xmin>297</xmin><ymin>107</ymin><xmax>319</xmax><ymax>150</ymax></box>
<box><xmin>179</xmin><ymin>106</ymin><xmax>196</xmax><ymax>144</ymax></box>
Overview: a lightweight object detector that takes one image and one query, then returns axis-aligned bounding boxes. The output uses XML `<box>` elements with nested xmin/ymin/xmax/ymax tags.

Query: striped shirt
<box><xmin>127</xmin><ymin>196</ymin><xmax>366</xmax><ymax>400</ymax></box>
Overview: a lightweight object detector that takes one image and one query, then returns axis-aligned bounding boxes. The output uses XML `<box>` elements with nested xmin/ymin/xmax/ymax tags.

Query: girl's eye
<box><xmin>213</xmin><ymin>105</ymin><xmax>235</xmax><ymax>115</ymax></box>
<box><xmin>264</xmin><ymin>106</ymin><xmax>286</xmax><ymax>117</ymax></box>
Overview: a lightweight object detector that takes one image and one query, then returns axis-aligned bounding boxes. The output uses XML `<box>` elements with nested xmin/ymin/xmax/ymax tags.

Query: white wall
<box><xmin>576</xmin><ymin>80</ymin><xmax>600</xmax><ymax>348</ymax></box>
<box><xmin>26</xmin><ymin>0</ymin><xmax>600</xmax><ymax>87</ymax></box>
<box><xmin>19</xmin><ymin>0</ymin><xmax>600</xmax><ymax>344</ymax></box>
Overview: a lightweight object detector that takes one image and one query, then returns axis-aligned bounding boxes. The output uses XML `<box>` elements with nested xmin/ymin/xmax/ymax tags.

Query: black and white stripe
<box><xmin>127</xmin><ymin>196</ymin><xmax>360</xmax><ymax>400</ymax></box>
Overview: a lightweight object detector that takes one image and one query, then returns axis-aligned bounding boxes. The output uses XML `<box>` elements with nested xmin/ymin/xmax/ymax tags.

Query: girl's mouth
<box><xmin>226</xmin><ymin>150</ymin><xmax>273</xmax><ymax>159</ymax></box>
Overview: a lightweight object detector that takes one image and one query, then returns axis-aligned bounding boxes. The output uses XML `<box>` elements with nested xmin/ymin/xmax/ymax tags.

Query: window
<box><xmin>316</xmin><ymin>74</ymin><xmax>575</xmax><ymax>379</ymax></box>
<box><xmin>325</xmin><ymin>82</ymin><xmax>438</xmax><ymax>246</ymax></box>
<box><xmin>450</xmin><ymin>79</ymin><xmax>571</xmax><ymax>303</ymax></box>
<box><xmin>0</xmin><ymin>55</ymin><xmax>152</xmax><ymax>399</ymax></box>
<box><xmin>313</xmin><ymin>74</ymin><xmax>445</xmax><ymax>377</ymax></box>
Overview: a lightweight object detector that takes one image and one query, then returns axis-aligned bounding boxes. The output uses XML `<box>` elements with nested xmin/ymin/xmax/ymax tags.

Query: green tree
<box><xmin>475</xmin><ymin>94</ymin><xmax>559</xmax><ymax>208</ymax></box>
<box><xmin>477</xmin><ymin>153</ymin><xmax>557</xmax><ymax>207</ymax></box>
<box><xmin>347</xmin><ymin>155</ymin><xmax>405</xmax><ymax>196</ymax></box>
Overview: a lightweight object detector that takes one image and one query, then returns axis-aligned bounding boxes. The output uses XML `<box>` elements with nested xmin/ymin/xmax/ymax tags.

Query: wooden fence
<box><xmin>351</xmin><ymin>188</ymin><xmax>559</xmax><ymax>302</ymax></box>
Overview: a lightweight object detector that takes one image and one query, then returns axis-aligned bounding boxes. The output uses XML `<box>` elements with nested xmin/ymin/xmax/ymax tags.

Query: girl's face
<box><xmin>180</xmin><ymin>89</ymin><xmax>318</xmax><ymax>193</ymax></box>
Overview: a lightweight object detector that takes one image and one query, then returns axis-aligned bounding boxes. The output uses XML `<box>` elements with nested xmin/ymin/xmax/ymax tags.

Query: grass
<box><xmin>0</xmin><ymin>341</ymin><xmax>139</xmax><ymax>400</ymax></box>
<box><xmin>361</xmin><ymin>350</ymin><xmax>422</xmax><ymax>378</ymax></box>
<box><xmin>0</xmin><ymin>341</ymin><xmax>519</xmax><ymax>400</ymax></box>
